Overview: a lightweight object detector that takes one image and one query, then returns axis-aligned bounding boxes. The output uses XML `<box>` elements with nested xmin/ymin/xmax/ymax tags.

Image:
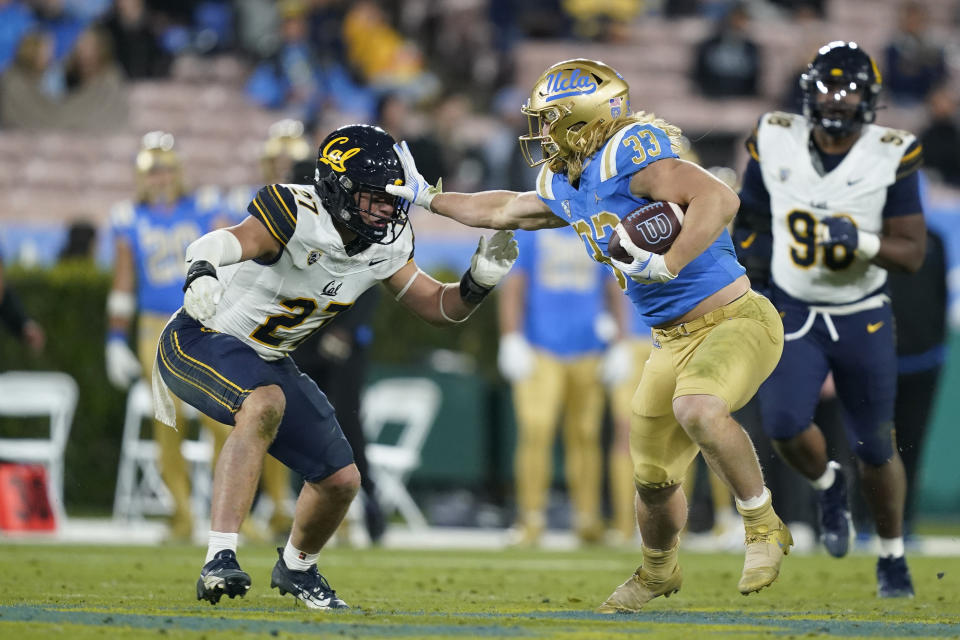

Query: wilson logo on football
<box><xmin>318</xmin><ymin>136</ymin><xmax>361</xmax><ymax>173</ymax></box>
<box><xmin>634</xmin><ymin>213</ymin><xmax>675</xmax><ymax>245</ymax></box>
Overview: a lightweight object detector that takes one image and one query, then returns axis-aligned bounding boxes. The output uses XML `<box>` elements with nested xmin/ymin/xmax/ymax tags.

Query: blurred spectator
<box><xmin>57</xmin><ymin>220</ymin><xmax>97</xmax><ymax>263</ymax></box>
<box><xmin>883</xmin><ymin>0</ymin><xmax>948</xmax><ymax>106</ymax></box>
<box><xmin>245</xmin><ymin>0</ymin><xmax>375</xmax><ymax>123</ymax></box>
<box><xmin>0</xmin><ymin>31</ymin><xmax>59</xmax><ymax>129</ymax></box>
<box><xmin>342</xmin><ymin>0</ymin><xmax>437</xmax><ymax>102</ymax></box>
<box><xmin>767</xmin><ymin>0</ymin><xmax>825</xmax><ymax>17</ymax></box>
<box><xmin>59</xmin><ymin>26</ymin><xmax>128</xmax><ymax>131</ymax></box>
<box><xmin>562</xmin><ymin>0</ymin><xmax>644</xmax><ymax>42</ymax></box>
<box><xmin>0</xmin><ymin>257</ymin><xmax>45</xmax><ymax>355</ymax></box>
<box><xmin>104</xmin><ymin>0</ymin><xmax>172</xmax><ymax>79</ymax></box>
<box><xmin>919</xmin><ymin>85</ymin><xmax>960</xmax><ymax>187</ymax></box>
<box><xmin>234</xmin><ymin>0</ymin><xmax>280</xmax><ymax>57</ymax></box>
<box><xmin>426</xmin><ymin>0</ymin><xmax>507</xmax><ymax>100</ymax></box>
<box><xmin>431</xmin><ymin>92</ymin><xmax>490</xmax><ymax>193</ymax></box>
<box><xmin>32</xmin><ymin>0</ymin><xmax>88</xmax><ymax>62</ymax></box>
<box><xmin>482</xmin><ymin>86</ymin><xmax>538</xmax><ymax>192</ymax></box>
<box><xmin>692</xmin><ymin>2</ymin><xmax>761</xmax><ymax>98</ymax></box>
<box><xmin>376</xmin><ymin>92</ymin><xmax>446</xmax><ymax>186</ymax></box>
<box><xmin>0</xmin><ymin>0</ymin><xmax>36</xmax><ymax>74</ymax></box>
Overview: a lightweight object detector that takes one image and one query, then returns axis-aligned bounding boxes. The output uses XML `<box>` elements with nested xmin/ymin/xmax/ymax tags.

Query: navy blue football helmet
<box><xmin>314</xmin><ymin>124</ymin><xmax>410</xmax><ymax>245</ymax></box>
<box><xmin>800</xmin><ymin>41</ymin><xmax>882</xmax><ymax>137</ymax></box>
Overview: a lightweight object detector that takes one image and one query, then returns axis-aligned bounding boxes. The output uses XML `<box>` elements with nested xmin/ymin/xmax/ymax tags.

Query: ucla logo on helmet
<box><xmin>634</xmin><ymin>213</ymin><xmax>674</xmax><ymax>245</ymax></box>
<box><xmin>543</xmin><ymin>68</ymin><xmax>598</xmax><ymax>102</ymax></box>
<box><xmin>319</xmin><ymin>136</ymin><xmax>361</xmax><ymax>173</ymax></box>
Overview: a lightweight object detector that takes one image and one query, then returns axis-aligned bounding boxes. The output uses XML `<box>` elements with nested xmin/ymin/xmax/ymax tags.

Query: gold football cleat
<box><xmin>738</xmin><ymin>519</ymin><xmax>793</xmax><ymax>594</ymax></box>
<box><xmin>597</xmin><ymin>564</ymin><xmax>682</xmax><ymax>614</ymax></box>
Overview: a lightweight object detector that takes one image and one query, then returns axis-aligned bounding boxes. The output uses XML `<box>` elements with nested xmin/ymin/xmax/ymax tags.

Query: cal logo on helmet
<box><xmin>319</xmin><ymin>136</ymin><xmax>362</xmax><ymax>173</ymax></box>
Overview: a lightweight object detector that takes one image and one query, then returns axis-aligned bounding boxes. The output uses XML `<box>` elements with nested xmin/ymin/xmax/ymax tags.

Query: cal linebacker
<box><xmin>737</xmin><ymin>41</ymin><xmax>925</xmax><ymax>597</ymax></box>
<box><xmin>154</xmin><ymin>124</ymin><xmax>518</xmax><ymax>608</ymax></box>
<box><xmin>388</xmin><ymin>58</ymin><xmax>789</xmax><ymax>611</ymax></box>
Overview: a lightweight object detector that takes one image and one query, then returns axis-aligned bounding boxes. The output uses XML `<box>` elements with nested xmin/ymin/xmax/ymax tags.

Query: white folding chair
<box><xmin>0</xmin><ymin>370</ymin><xmax>79</xmax><ymax>523</ymax></box>
<box><xmin>361</xmin><ymin>377</ymin><xmax>442</xmax><ymax>529</ymax></box>
<box><xmin>112</xmin><ymin>379</ymin><xmax>214</xmax><ymax>524</ymax></box>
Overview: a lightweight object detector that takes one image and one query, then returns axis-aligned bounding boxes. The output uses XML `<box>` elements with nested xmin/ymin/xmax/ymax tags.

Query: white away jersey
<box><xmin>754</xmin><ymin>111</ymin><xmax>917</xmax><ymax>304</ymax></box>
<box><xmin>205</xmin><ymin>183</ymin><xmax>413</xmax><ymax>360</ymax></box>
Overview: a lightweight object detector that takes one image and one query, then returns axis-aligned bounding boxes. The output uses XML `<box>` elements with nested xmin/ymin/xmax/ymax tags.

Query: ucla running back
<box><xmin>153</xmin><ymin>124</ymin><xmax>517</xmax><ymax>609</ymax></box>
<box><xmin>738</xmin><ymin>41</ymin><xmax>925</xmax><ymax>598</ymax></box>
<box><xmin>388</xmin><ymin>58</ymin><xmax>789</xmax><ymax>610</ymax></box>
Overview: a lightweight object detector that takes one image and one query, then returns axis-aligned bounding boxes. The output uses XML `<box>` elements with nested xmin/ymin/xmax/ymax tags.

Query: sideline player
<box><xmin>738</xmin><ymin>41</ymin><xmax>924</xmax><ymax>597</ymax></box>
<box><xmin>153</xmin><ymin>124</ymin><xmax>518</xmax><ymax>608</ymax></box>
<box><xmin>387</xmin><ymin>58</ymin><xmax>789</xmax><ymax>611</ymax></box>
<box><xmin>107</xmin><ymin>131</ymin><xmax>232</xmax><ymax>541</ymax></box>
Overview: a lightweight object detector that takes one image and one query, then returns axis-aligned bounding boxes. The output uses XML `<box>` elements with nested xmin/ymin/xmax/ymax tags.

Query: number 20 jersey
<box><xmin>204</xmin><ymin>183</ymin><xmax>413</xmax><ymax>361</ymax></box>
<box><xmin>755</xmin><ymin>111</ymin><xmax>918</xmax><ymax>304</ymax></box>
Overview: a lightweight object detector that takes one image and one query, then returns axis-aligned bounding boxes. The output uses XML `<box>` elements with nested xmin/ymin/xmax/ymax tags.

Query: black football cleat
<box><xmin>877</xmin><ymin>556</ymin><xmax>915</xmax><ymax>598</ymax></box>
<box><xmin>196</xmin><ymin>550</ymin><xmax>251</xmax><ymax>605</ymax></box>
<box><xmin>270</xmin><ymin>547</ymin><xmax>349</xmax><ymax>610</ymax></box>
<box><xmin>817</xmin><ymin>463</ymin><xmax>853</xmax><ymax>558</ymax></box>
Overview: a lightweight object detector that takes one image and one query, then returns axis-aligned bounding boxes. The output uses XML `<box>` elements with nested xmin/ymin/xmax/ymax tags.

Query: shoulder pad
<box><xmin>535</xmin><ymin>165</ymin><xmax>556</xmax><ymax>200</ymax></box>
<box><xmin>110</xmin><ymin>201</ymin><xmax>136</xmax><ymax>228</ymax></box>
<box><xmin>599</xmin><ymin>122</ymin><xmax>678</xmax><ymax>182</ymax></box>
<box><xmin>248</xmin><ymin>184</ymin><xmax>298</xmax><ymax>247</ymax></box>
<box><xmin>193</xmin><ymin>184</ymin><xmax>222</xmax><ymax>212</ymax></box>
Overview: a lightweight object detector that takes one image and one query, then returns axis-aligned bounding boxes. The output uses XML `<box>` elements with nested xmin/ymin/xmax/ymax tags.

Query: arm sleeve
<box><xmin>247</xmin><ymin>184</ymin><xmax>299</xmax><ymax>247</ymax></box>
<box><xmin>883</xmin><ymin>141</ymin><xmax>923</xmax><ymax>218</ymax></box>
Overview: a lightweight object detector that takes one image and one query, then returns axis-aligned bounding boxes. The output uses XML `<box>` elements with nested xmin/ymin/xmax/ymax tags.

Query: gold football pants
<box><xmin>512</xmin><ymin>351</ymin><xmax>605</xmax><ymax>539</ymax></box>
<box><xmin>629</xmin><ymin>290</ymin><xmax>784</xmax><ymax>489</ymax></box>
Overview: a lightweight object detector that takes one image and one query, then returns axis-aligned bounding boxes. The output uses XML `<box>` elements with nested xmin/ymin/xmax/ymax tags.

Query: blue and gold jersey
<box><xmin>111</xmin><ymin>194</ymin><xmax>220</xmax><ymax>315</ymax></box>
<box><xmin>536</xmin><ymin>120</ymin><xmax>745</xmax><ymax>326</ymax></box>
<box><xmin>514</xmin><ymin>228</ymin><xmax>608</xmax><ymax>357</ymax></box>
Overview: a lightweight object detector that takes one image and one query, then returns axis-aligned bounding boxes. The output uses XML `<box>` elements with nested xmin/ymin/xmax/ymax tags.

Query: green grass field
<box><xmin>1</xmin><ymin>543</ymin><xmax>958</xmax><ymax>639</ymax></box>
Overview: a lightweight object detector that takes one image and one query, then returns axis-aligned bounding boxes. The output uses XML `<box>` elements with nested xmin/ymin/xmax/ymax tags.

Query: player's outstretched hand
<box><xmin>470</xmin><ymin>230</ymin><xmax>519</xmax><ymax>288</ymax></box>
<box><xmin>184</xmin><ymin>274</ymin><xmax>223</xmax><ymax>322</ymax></box>
<box><xmin>609</xmin><ymin>223</ymin><xmax>677</xmax><ymax>284</ymax></box>
<box><xmin>105</xmin><ymin>337</ymin><xmax>141</xmax><ymax>389</ymax></box>
<box><xmin>386</xmin><ymin>141</ymin><xmax>442</xmax><ymax>211</ymax></box>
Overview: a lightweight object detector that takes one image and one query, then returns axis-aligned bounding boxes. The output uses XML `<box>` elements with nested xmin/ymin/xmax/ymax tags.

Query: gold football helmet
<box><xmin>261</xmin><ymin>118</ymin><xmax>312</xmax><ymax>182</ymax></box>
<box><xmin>135</xmin><ymin>130</ymin><xmax>183</xmax><ymax>204</ymax></box>
<box><xmin>519</xmin><ymin>58</ymin><xmax>630</xmax><ymax>168</ymax></box>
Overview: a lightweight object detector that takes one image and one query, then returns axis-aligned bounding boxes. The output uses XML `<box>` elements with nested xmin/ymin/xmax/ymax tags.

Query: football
<box><xmin>607</xmin><ymin>201</ymin><xmax>685</xmax><ymax>262</ymax></box>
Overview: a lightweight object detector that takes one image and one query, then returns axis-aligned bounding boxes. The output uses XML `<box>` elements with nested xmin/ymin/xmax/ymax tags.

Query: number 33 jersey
<box><xmin>204</xmin><ymin>184</ymin><xmax>413</xmax><ymax>361</ymax></box>
<box><xmin>753</xmin><ymin>111</ymin><xmax>920</xmax><ymax>304</ymax></box>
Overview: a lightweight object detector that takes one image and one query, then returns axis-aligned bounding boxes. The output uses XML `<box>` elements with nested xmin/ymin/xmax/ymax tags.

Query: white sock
<box><xmin>879</xmin><ymin>536</ymin><xmax>905</xmax><ymax>559</ymax></box>
<box><xmin>283</xmin><ymin>538</ymin><xmax>319</xmax><ymax>571</ymax></box>
<box><xmin>735</xmin><ymin>486</ymin><xmax>771</xmax><ymax>511</ymax></box>
<box><xmin>205</xmin><ymin>531</ymin><xmax>238</xmax><ymax>563</ymax></box>
<box><xmin>811</xmin><ymin>460</ymin><xmax>839</xmax><ymax>491</ymax></box>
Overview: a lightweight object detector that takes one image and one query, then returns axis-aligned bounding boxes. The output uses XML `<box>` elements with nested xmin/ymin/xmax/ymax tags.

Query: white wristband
<box><xmin>185</xmin><ymin>228</ymin><xmax>242</xmax><ymax>268</ymax></box>
<box><xmin>855</xmin><ymin>230</ymin><xmax>881</xmax><ymax>260</ymax></box>
<box><xmin>107</xmin><ymin>290</ymin><xmax>136</xmax><ymax>318</ymax></box>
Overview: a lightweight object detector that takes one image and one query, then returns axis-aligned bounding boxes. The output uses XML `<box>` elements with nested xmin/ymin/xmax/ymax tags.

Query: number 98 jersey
<box><xmin>753</xmin><ymin>111</ymin><xmax>918</xmax><ymax>304</ymax></box>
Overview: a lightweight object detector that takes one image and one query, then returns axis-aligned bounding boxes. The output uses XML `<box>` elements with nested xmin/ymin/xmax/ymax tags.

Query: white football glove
<box><xmin>183</xmin><ymin>274</ymin><xmax>223</xmax><ymax>321</ymax></box>
<box><xmin>470</xmin><ymin>230</ymin><xmax>519</xmax><ymax>288</ymax></box>
<box><xmin>609</xmin><ymin>223</ymin><xmax>677</xmax><ymax>284</ymax></box>
<box><xmin>600</xmin><ymin>340</ymin><xmax>633</xmax><ymax>387</ymax></box>
<box><xmin>498</xmin><ymin>332</ymin><xmax>535</xmax><ymax>381</ymax></box>
<box><xmin>105</xmin><ymin>338</ymin><xmax>142</xmax><ymax>389</ymax></box>
<box><xmin>385</xmin><ymin>140</ymin><xmax>442</xmax><ymax>210</ymax></box>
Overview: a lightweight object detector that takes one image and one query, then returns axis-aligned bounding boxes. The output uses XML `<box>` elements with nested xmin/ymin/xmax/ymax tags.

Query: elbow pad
<box><xmin>185</xmin><ymin>228</ymin><xmax>242</xmax><ymax>268</ymax></box>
